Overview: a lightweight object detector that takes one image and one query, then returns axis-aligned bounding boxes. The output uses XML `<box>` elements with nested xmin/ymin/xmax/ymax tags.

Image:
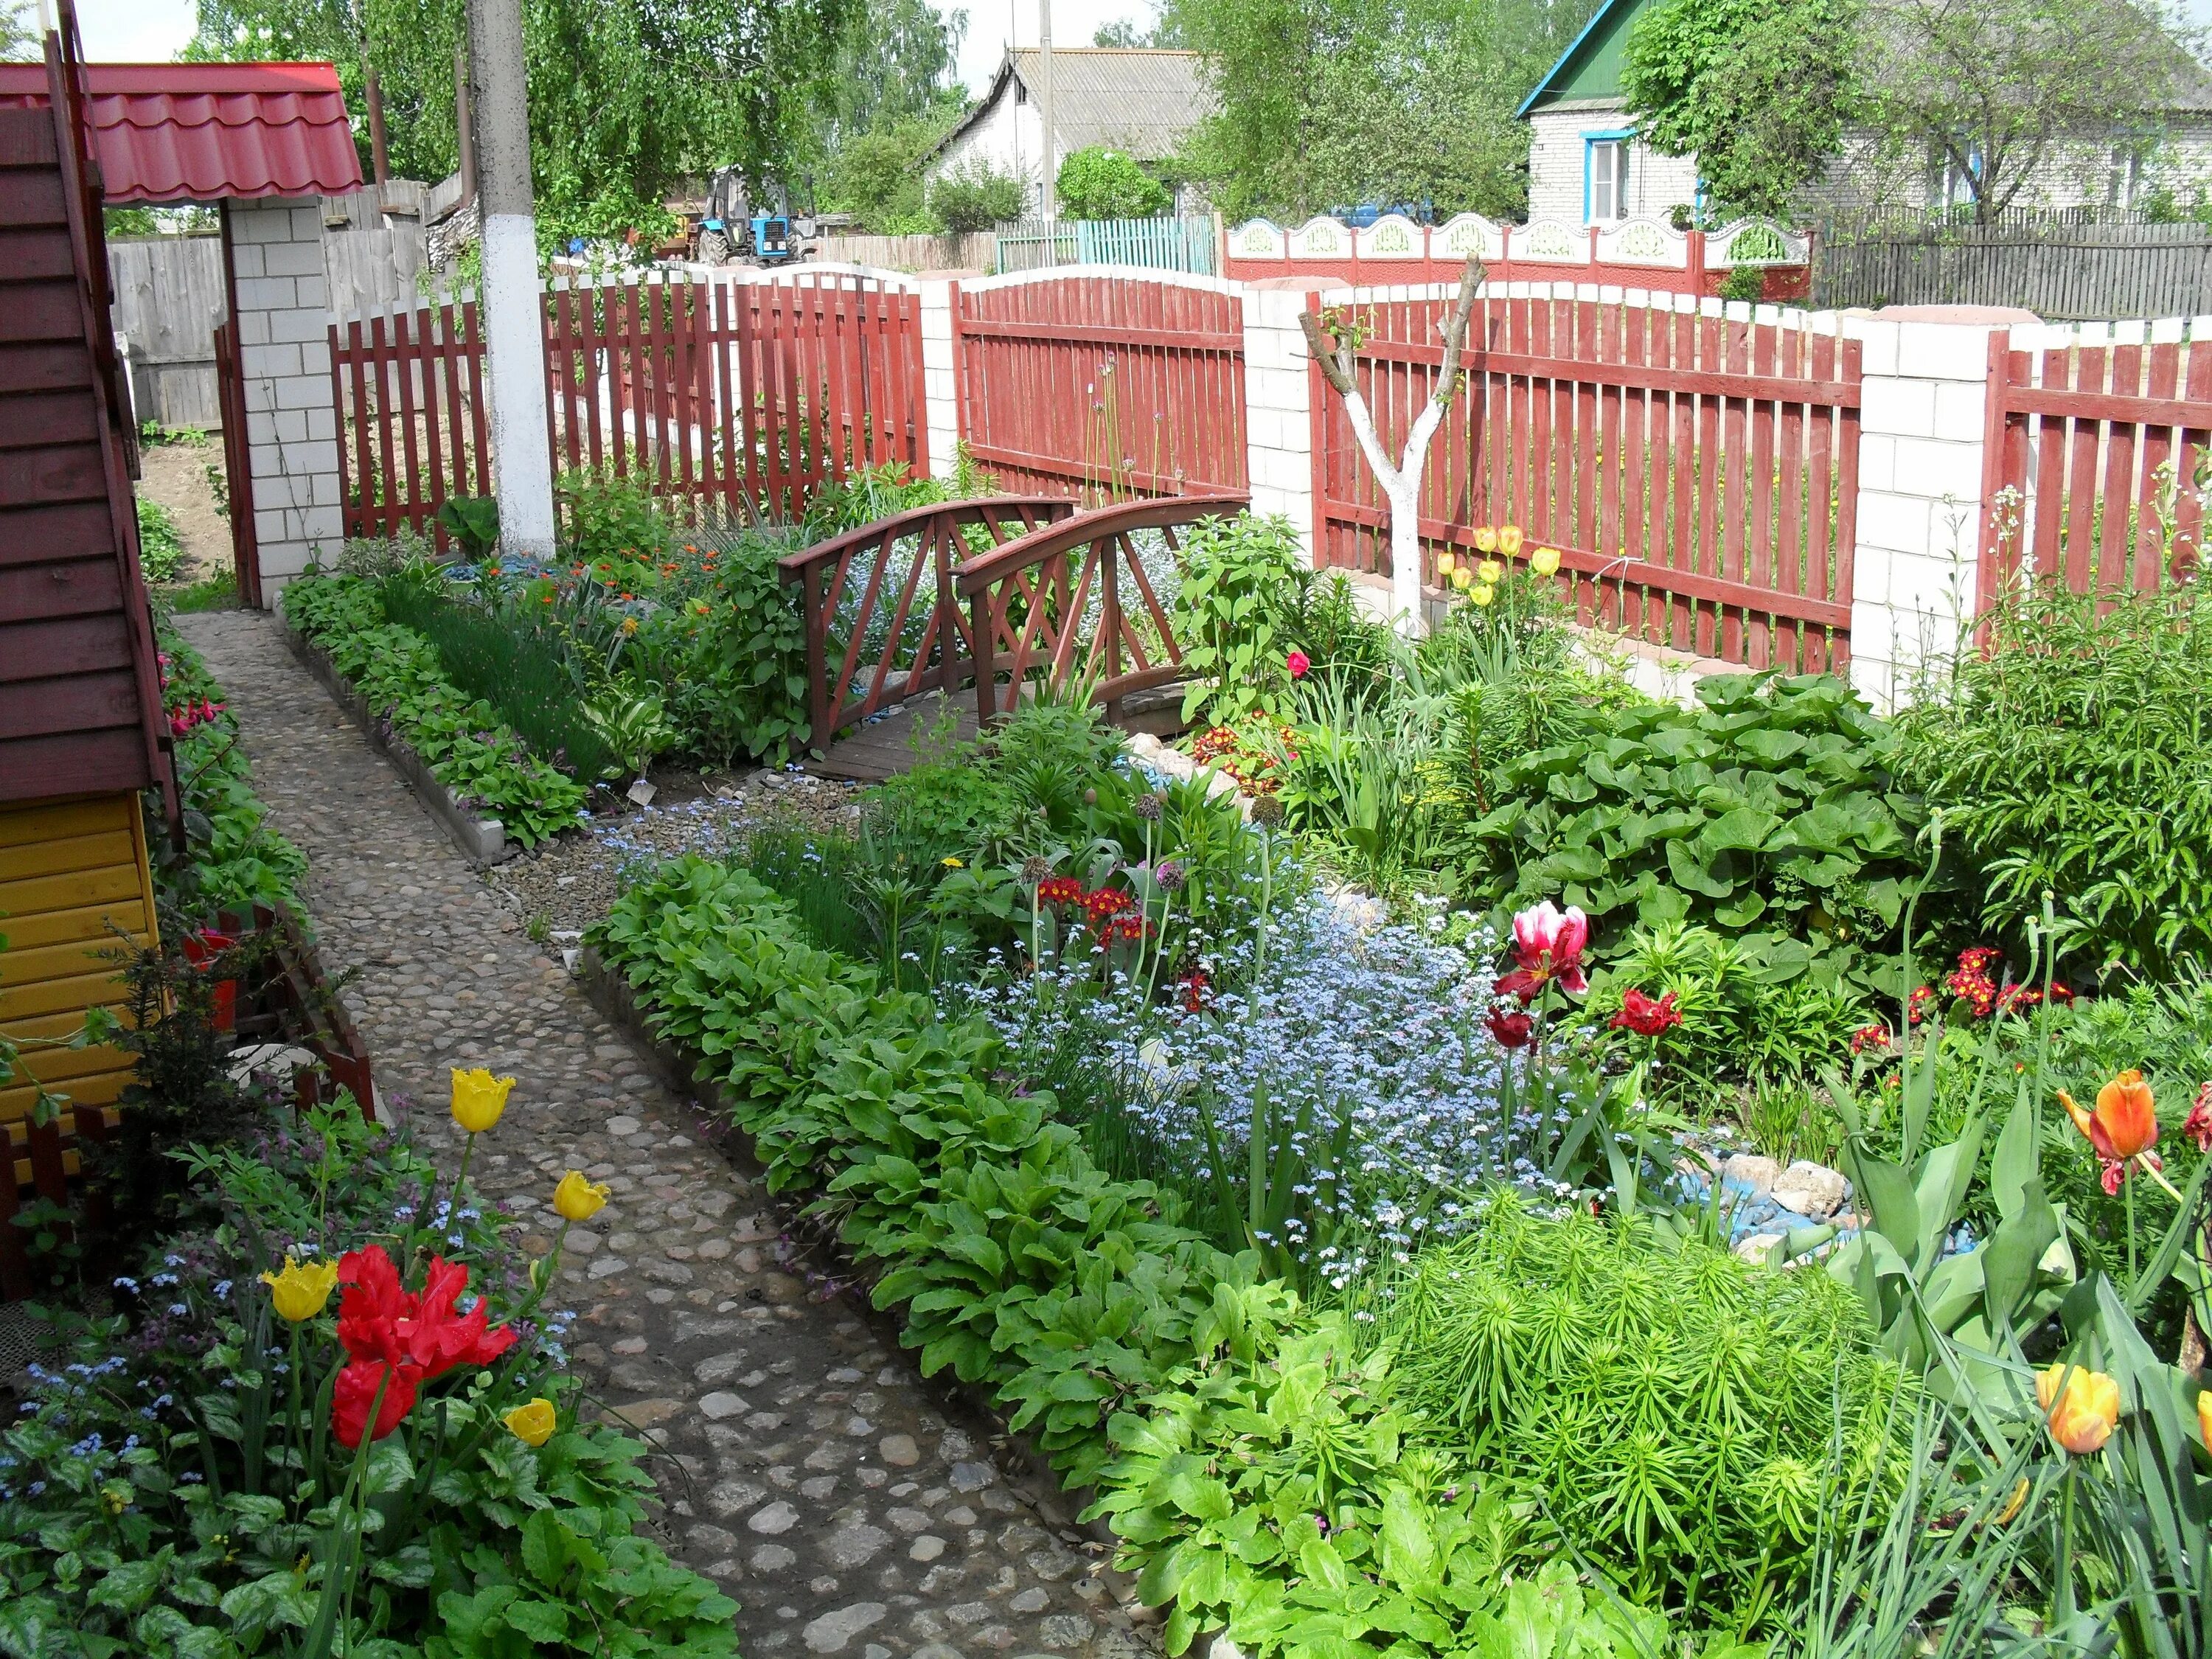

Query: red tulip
<box><xmin>1495</xmin><ymin>901</ymin><xmax>1590</xmax><ymax>1003</ymax></box>
<box><xmin>1485</xmin><ymin>1006</ymin><xmax>1534</xmax><ymax>1048</ymax></box>
<box><xmin>329</xmin><ymin>1245</ymin><xmax>516</xmax><ymax>1447</ymax></box>
<box><xmin>1610</xmin><ymin>988</ymin><xmax>1682</xmax><ymax>1037</ymax></box>
<box><xmin>1285</xmin><ymin>650</ymin><xmax>1310</xmax><ymax>680</ymax></box>
<box><xmin>2184</xmin><ymin>1082</ymin><xmax>2212</xmax><ymax>1153</ymax></box>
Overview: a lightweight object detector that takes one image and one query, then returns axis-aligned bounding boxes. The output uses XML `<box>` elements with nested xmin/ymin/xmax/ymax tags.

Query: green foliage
<box><xmin>1386</xmin><ymin>1200</ymin><xmax>1907</xmax><ymax>1624</ymax></box>
<box><xmin>580</xmin><ymin>687</ymin><xmax>678</xmax><ymax>781</ymax></box>
<box><xmin>1590</xmin><ymin>920</ymin><xmax>1868</xmax><ymax>1092</ymax></box>
<box><xmin>625</xmin><ymin>535</ymin><xmax>812</xmax><ymax>768</ymax></box>
<box><xmin>1899</xmin><ymin>581</ymin><xmax>2212</xmax><ymax>978</ymax></box>
<box><xmin>435</xmin><ymin>495</ymin><xmax>501</xmax><ymax>562</ymax></box>
<box><xmin>930</xmin><ymin>162</ymin><xmax>1026</xmax><ymax>233</ymax></box>
<box><xmin>155</xmin><ymin>626</ymin><xmax>308</xmax><ymax>919</ymax></box>
<box><xmin>0</xmin><ymin>1099</ymin><xmax>737</xmax><ymax>1658</ymax></box>
<box><xmin>557</xmin><ymin>464</ymin><xmax>670</xmax><ymax>561</ymax></box>
<box><xmin>376</xmin><ymin>565</ymin><xmax>623</xmax><ymax>783</ymax></box>
<box><xmin>1055</xmin><ymin>148</ymin><xmax>1172</xmax><ymax>220</ymax></box>
<box><xmin>1472</xmin><ymin>672</ymin><xmax>1922</xmax><ymax>987</ymax></box>
<box><xmin>1172</xmin><ymin>513</ymin><xmax>1311</xmax><ymax>724</ymax></box>
<box><xmin>190</xmin><ymin>0</ymin><xmax>855</xmax><ymax>248</ymax></box>
<box><xmin>818</xmin><ymin>112</ymin><xmax>956</xmax><ymax>232</ymax></box>
<box><xmin>283</xmin><ymin>574</ymin><xmax>590</xmax><ymax>845</ymax></box>
<box><xmin>136</xmin><ymin>495</ymin><xmax>184</xmax><ymax>584</ymax></box>
<box><xmin>799</xmin><ymin>459</ymin><xmax>953</xmax><ymax>543</ymax></box>
<box><xmin>1621</xmin><ymin>0</ymin><xmax>1855</xmax><ymax>218</ymax></box>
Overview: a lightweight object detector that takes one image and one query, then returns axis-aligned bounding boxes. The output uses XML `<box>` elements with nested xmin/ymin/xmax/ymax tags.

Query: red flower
<box><xmin>1495</xmin><ymin>901</ymin><xmax>1590</xmax><ymax>1003</ymax></box>
<box><xmin>1850</xmin><ymin>1023</ymin><xmax>1892</xmax><ymax>1056</ymax></box>
<box><xmin>1907</xmin><ymin>986</ymin><xmax>1936</xmax><ymax>1026</ymax></box>
<box><xmin>2185</xmin><ymin>1082</ymin><xmax>2212</xmax><ymax>1153</ymax></box>
<box><xmin>329</xmin><ymin>1246</ymin><xmax>515</xmax><ymax>1448</ymax></box>
<box><xmin>1485</xmin><ymin>1006</ymin><xmax>1534</xmax><ymax>1048</ymax></box>
<box><xmin>1285</xmin><ymin>650</ymin><xmax>1310</xmax><ymax>680</ymax></box>
<box><xmin>1947</xmin><ymin>947</ymin><xmax>2001</xmax><ymax>1019</ymax></box>
<box><xmin>1178</xmin><ymin>968</ymin><xmax>1211</xmax><ymax>1012</ymax></box>
<box><xmin>2101</xmin><ymin>1150</ymin><xmax>2163</xmax><ymax>1196</ymax></box>
<box><xmin>1610</xmin><ymin>988</ymin><xmax>1682</xmax><ymax>1037</ymax></box>
<box><xmin>1037</xmin><ymin>876</ymin><xmax>1085</xmax><ymax>907</ymax></box>
<box><xmin>1081</xmin><ymin>887</ymin><xmax>1133</xmax><ymax>922</ymax></box>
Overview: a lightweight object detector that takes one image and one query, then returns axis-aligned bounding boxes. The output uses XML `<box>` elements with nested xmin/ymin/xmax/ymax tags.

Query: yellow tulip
<box><xmin>504</xmin><ymin>1398</ymin><xmax>557</xmax><ymax>1447</ymax></box>
<box><xmin>1450</xmin><ymin>568</ymin><xmax>1473</xmax><ymax>591</ymax></box>
<box><xmin>553</xmin><ymin>1170</ymin><xmax>611</xmax><ymax>1222</ymax></box>
<box><xmin>259</xmin><ymin>1256</ymin><xmax>340</xmax><ymax>1323</ymax></box>
<box><xmin>2037</xmin><ymin>1363</ymin><xmax>2122</xmax><ymax>1455</ymax></box>
<box><xmin>2199</xmin><ymin>1388</ymin><xmax>2211</xmax><ymax>1452</ymax></box>
<box><xmin>1472</xmin><ymin>526</ymin><xmax>1499</xmax><ymax>554</ymax></box>
<box><xmin>1478</xmin><ymin>559</ymin><xmax>1503</xmax><ymax>583</ymax></box>
<box><xmin>451</xmin><ymin>1068</ymin><xmax>516</xmax><ymax>1135</ymax></box>
<box><xmin>1470</xmin><ymin>584</ymin><xmax>1497</xmax><ymax>608</ymax></box>
<box><xmin>1435</xmin><ymin>551</ymin><xmax>1458</xmax><ymax>576</ymax></box>
<box><xmin>1530</xmin><ymin>546</ymin><xmax>1562</xmax><ymax>577</ymax></box>
<box><xmin>1498</xmin><ymin>525</ymin><xmax>1525</xmax><ymax>556</ymax></box>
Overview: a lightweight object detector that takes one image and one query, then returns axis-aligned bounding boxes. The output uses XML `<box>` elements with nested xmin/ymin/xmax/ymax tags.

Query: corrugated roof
<box><xmin>930</xmin><ymin>48</ymin><xmax>1214</xmax><ymax>167</ymax></box>
<box><xmin>0</xmin><ymin>61</ymin><xmax>362</xmax><ymax>204</ymax></box>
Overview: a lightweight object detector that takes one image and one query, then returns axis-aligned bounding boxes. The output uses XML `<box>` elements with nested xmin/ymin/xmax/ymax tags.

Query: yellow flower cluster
<box><xmin>1432</xmin><ymin>523</ymin><xmax>1562</xmax><ymax>609</ymax></box>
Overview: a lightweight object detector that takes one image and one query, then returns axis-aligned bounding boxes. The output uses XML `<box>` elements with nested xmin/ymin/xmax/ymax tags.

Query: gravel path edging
<box><xmin>279</xmin><ymin>611</ymin><xmax>512</xmax><ymax>866</ymax></box>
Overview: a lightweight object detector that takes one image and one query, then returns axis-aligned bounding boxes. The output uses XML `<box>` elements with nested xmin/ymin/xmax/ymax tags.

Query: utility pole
<box><xmin>364</xmin><ymin>58</ymin><xmax>392</xmax><ymax>192</ymax></box>
<box><xmin>467</xmin><ymin>0</ymin><xmax>555</xmax><ymax>555</ymax></box>
<box><xmin>1037</xmin><ymin>0</ymin><xmax>1055</xmax><ymax>226</ymax></box>
<box><xmin>453</xmin><ymin>43</ymin><xmax>476</xmax><ymax>202</ymax></box>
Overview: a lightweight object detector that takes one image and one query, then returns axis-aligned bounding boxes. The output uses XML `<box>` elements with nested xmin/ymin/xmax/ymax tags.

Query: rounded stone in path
<box><xmin>804</xmin><ymin>1604</ymin><xmax>889</xmax><ymax>1653</ymax></box>
<box><xmin>749</xmin><ymin>1500</ymin><xmax>801</xmax><ymax>1536</ymax></box>
<box><xmin>880</xmin><ymin>1433</ymin><xmax>921</xmax><ymax>1467</ymax></box>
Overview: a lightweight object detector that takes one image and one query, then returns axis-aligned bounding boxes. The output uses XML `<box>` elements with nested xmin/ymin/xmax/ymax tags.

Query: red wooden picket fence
<box><xmin>953</xmin><ymin>274</ymin><xmax>1248</xmax><ymax>501</ymax></box>
<box><xmin>1311</xmin><ymin>290</ymin><xmax>1863</xmax><ymax>674</ymax></box>
<box><xmin>330</xmin><ymin>272</ymin><xmax>925</xmax><ymax>543</ymax></box>
<box><xmin>1975</xmin><ymin>329</ymin><xmax>2212</xmax><ymax>605</ymax></box>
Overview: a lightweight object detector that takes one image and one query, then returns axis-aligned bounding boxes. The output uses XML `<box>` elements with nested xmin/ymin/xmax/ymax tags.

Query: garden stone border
<box><xmin>279</xmin><ymin>611</ymin><xmax>512</xmax><ymax>866</ymax></box>
<box><xmin>577</xmin><ymin>945</ymin><xmax>1137</xmax><ymax>1568</ymax></box>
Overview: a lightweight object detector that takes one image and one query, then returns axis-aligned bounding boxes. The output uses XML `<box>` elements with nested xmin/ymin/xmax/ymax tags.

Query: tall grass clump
<box><xmin>375</xmin><ymin>571</ymin><xmax>619</xmax><ymax>781</ymax></box>
<box><xmin>1899</xmin><ymin>579</ymin><xmax>2212</xmax><ymax>978</ymax></box>
<box><xmin>1381</xmin><ymin>1198</ymin><xmax>1907</xmax><ymax>1629</ymax></box>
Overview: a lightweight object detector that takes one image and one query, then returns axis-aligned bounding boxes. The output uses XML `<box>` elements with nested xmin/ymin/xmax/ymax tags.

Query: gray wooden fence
<box><xmin>1815</xmin><ymin>221</ymin><xmax>2212</xmax><ymax>319</ymax></box>
<box><xmin>108</xmin><ymin>234</ymin><xmax>224</xmax><ymax>429</ymax></box>
<box><xmin>813</xmin><ymin>230</ymin><xmax>995</xmax><ymax>272</ymax></box>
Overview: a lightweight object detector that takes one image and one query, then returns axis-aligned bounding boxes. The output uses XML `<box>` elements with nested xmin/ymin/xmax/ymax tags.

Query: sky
<box><xmin>74</xmin><ymin>0</ymin><xmax>1163</xmax><ymax>92</ymax></box>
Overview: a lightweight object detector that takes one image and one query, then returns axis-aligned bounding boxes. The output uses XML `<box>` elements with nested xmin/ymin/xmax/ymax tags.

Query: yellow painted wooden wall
<box><xmin>0</xmin><ymin>793</ymin><xmax>159</xmax><ymax>1186</ymax></box>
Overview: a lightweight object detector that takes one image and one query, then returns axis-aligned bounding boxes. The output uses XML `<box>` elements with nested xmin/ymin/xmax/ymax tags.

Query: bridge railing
<box><xmin>954</xmin><ymin>493</ymin><xmax>1251</xmax><ymax>725</ymax></box>
<box><xmin>777</xmin><ymin>496</ymin><xmax>1077</xmax><ymax>752</ymax></box>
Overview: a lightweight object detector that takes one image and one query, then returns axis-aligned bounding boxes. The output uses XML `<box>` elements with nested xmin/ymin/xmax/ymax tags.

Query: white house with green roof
<box><xmin>1519</xmin><ymin>0</ymin><xmax>2212</xmax><ymax>225</ymax></box>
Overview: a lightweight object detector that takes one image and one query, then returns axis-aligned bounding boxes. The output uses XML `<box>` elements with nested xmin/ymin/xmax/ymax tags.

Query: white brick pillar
<box><xmin>1239</xmin><ymin>285</ymin><xmax>1318</xmax><ymax>557</ymax></box>
<box><xmin>226</xmin><ymin>195</ymin><xmax>343</xmax><ymax>602</ymax></box>
<box><xmin>917</xmin><ymin>279</ymin><xmax>961</xmax><ymax>481</ymax></box>
<box><xmin>1840</xmin><ymin>315</ymin><xmax>2005</xmax><ymax>712</ymax></box>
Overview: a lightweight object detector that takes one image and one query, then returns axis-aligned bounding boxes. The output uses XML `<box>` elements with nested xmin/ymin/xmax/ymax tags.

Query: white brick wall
<box><xmin>229</xmin><ymin>196</ymin><xmax>346</xmax><ymax>597</ymax></box>
<box><xmin>1239</xmin><ymin>288</ymin><xmax>1315</xmax><ymax>554</ymax></box>
<box><xmin>1526</xmin><ymin>107</ymin><xmax>1701</xmax><ymax>226</ymax></box>
<box><xmin>916</xmin><ymin>279</ymin><xmax>961</xmax><ymax>481</ymax></box>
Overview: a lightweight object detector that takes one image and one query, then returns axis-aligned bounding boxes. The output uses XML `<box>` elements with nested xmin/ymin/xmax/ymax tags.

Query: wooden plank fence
<box><xmin>330</xmin><ymin>271</ymin><xmax>925</xmax><ymax>542</ymax></box>
<box><xmin>1312</xmin><ymin>290</ymin><xmax>1862</xmax><ymax>674</ymax></box>
<box><xmin>953</xmin><ymin>274</ymin><xmax>1248</xmax><ymax>501</ymax></box>
<box><xmin>1816</xmin><ymin>222</ymin><xmax>2212</xmax><ymax>321</ymax></box>
<box><xmin>1976</xmin><ymin>326</ymin><xmax>2212</xmax><ymax>605</ymax></box>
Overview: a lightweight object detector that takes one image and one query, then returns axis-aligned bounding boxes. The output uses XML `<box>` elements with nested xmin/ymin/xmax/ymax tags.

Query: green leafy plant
<box><xmin>580</xmin><ymin>687</ymin><xmax>678</xmax><ymax>781</ymax></box>
<box><xmin>156</xmin><ymin>625</ymin><xmax>308</xmax><ymax>918</ymax></box>
<box><xmin>1055</xmin><ymin>147</ymin><xmax>1172</xmax><ymax>219</ymax></box>
<box><xmin>557</xmin><ymin>462</ymin><xmax>669</xmax><ymax>563</ymax></box>
<box><xmin>1472</xmin><ymin>672</ymin><xmax>1924</xmax><ymax>988</ymax></box>
<box><xmin>1899</xmin><ymin>579</ymin><xmax>2212</xmax><ymax>978</ymax></box>
<box><xmin>435</xmin><ymin>494</ymin><xmax>501</xmax><ymax>562</ymax></box>
<box><xmin>1172</xmin><ymin>513</ymin><xmax>1311</xmax><ymax>725</ymax></box>
<box><xmin>929</xmin><ymin>161</ymin><xmax>1024</xmax><ymax>232</ymax></box>
<box><xmin>136</xmin><ymin>495</ymin><xmax>185</xmax><ymax>583</ymax></box>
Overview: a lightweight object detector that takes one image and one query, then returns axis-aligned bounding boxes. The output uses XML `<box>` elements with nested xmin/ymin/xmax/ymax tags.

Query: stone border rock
<box><xmin>279</xmin><ymin>612</ymin><xmax>512</xmax><ymax>866</ymax></box>
<box><xmin>577</xmin><ymin>945</ymin><xmax>1133</xmax><ymax>1565</ymax></box>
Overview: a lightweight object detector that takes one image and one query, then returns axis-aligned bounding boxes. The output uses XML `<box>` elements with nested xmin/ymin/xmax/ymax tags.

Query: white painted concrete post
<box><xmin>467</xmin><ymin>0</ymin><xmax>555</xmax><ymax>557</ymax></box>
<box><xmin>227</xmin><ymin>195</ymin><xmax>344</xmax><ymax>600</ymax></box>
<box><xmin>1239</xmin><ymin>287</ymin><xmax>1318</xmax><ymax>557</ymax></box>
<box><xmin>917</xmin><ymin>279</ymin><xmax>961</xmax><ymax>481</ymax></box>
<box><xmin>1838</xmin><ymin>314</ymin><xmax>2006</xmax><ymax>712</ymax></box>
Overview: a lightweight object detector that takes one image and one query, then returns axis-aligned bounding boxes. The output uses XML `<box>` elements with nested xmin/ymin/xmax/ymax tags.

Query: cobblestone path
<box><xmin>176</xmin><ymin>611</ymin><xmax>1148</xmax><ymax>1659</ymax></box>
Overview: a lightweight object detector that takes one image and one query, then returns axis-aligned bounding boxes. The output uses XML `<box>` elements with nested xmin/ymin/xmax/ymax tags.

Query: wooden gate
<box><xmin>210</xmin><ymin>318</ymin><xmax>260</xmax><ymax>606</ymax></box>
<box><xmin>1312</xmin><ymin>290</ymin><xmax>1863</xmax><ymax>674</ymax></box>
<box><xmin>953</xmin><ymin>274</ymin><xmax>1248</xmax><ymax>501</ymax></box>
<box><xmin>1975</xmin><ymin>327</ymin><xmax>2212</xmax><ymax>604</ymax></box>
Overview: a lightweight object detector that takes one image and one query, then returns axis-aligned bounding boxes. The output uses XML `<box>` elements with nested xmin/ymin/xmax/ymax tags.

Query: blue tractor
<box><xmin>697</xmin><ymin>169</ymin><xmax>817</xmax><ymax>268</ymax></box>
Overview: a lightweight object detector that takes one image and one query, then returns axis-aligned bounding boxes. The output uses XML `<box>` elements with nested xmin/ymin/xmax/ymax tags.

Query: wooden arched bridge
<box><xmin>778</xmin><ymin>493</ymin><xmax>1249</xmax><ymax>781</ymax></box>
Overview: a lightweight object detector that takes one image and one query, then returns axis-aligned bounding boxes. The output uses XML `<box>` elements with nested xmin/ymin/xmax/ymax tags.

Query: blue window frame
<box><xmin>1583</xmin><ymin>128</ymin><xmax>1633</xmax><ymax>223</ymax></box>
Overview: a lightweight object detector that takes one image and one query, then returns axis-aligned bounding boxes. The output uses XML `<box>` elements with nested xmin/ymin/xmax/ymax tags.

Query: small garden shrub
<box><xmin>1470</xmin><ymin>672</ymin><xmax>1924</xmax><ymax>987</ymax></box>
<box><xmin>154</xmin><ymin>625</ymin><xmax>307</xmax><ymax>919</ymax></box>
<box><xmin>136</xmin><ymin>495</ymin><xmax>184</xmax><ymax>582</ymax></box>
<box><xmin>1172</xmin><ymin>513</ymin><xmax>1312</xmax><ymax>724</ymax></box>
<box><xmin>930</xmin><ymin>161</ymin><xmax>1025</xmax><ymax>232</ymax></box>
<box><xmin>557</xmin><ymin>460</ymin><xmax>671</xmax><ymax>560</ymax></box>
<box><xmin>1054</xmin><ymin>147</ymin><xmax>1171</xmax><ymax>220</ymax></box>
<box><xmin>1898</xmin><ymin>579</ymin><xmax>2212</xmax><ymax>978</ymax></box>
<box><xmin>1384</xmin><ymin>1199</ymin><xmax>1907</xmax><ymax>1622</ymax></box>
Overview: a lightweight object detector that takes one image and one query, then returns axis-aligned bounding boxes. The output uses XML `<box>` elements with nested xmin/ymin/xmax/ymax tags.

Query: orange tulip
<box><xmin>2059</xmin><ymin>1071</ymin><xmax>2159</xmax><ymax>1163</ymax></box>
<box><xmin>2037</xmin><ymin>1363</ymin><xmax>2122</xmax><ymax>1455</ymax></box>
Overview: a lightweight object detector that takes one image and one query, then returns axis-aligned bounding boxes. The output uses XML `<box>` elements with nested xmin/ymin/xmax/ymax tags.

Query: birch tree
<box><xmin>1299</xmin><ymin>257</ymin><xmax>1485</xmax><ymax>631</ymax></box>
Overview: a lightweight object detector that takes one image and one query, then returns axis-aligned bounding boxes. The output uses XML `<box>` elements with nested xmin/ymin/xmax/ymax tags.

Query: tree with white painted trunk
<box><xmin>1299</xmin><ymin>258</ymin><xmax>1486</xmax><ymax>631</ymax></box>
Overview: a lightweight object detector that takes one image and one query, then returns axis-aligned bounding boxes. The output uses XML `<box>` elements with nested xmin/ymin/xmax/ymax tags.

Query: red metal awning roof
<box><xmin>0</xmin><ymin>61</ymin><xmax>363</xmax><ymax>204</ymax></box>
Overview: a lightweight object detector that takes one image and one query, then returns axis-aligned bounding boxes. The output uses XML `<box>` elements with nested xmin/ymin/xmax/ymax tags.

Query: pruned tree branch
<box><xmin>1431</xmin><ymin>256</ymin><xmax>1486</xmax><ymax>409</ymax></box>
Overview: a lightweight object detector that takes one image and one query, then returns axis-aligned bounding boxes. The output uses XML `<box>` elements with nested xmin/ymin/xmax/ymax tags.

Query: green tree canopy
<box><xmin>807</xmin><ymin>0</ymin><xmax>970</xmax><ymax>232</ymax></box>
<box><xmin>1056</xmin><ymin>147</ymin><xmax>1172</xmax><ymax>218</ymax></box>
<box><xmin>191</xmin><ymin>0</ymin><xmax>855</xmax><ymax>245</ymax></box>
<box><xmin>1621</xmin><ymin>0</ymin><xmax>1857</xmax><ymax>218</ymax></box>
<box><xmin>1162</xmin><ymin>0</ymin><xmax>1600</xmax><ymax>222</ymax></box>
